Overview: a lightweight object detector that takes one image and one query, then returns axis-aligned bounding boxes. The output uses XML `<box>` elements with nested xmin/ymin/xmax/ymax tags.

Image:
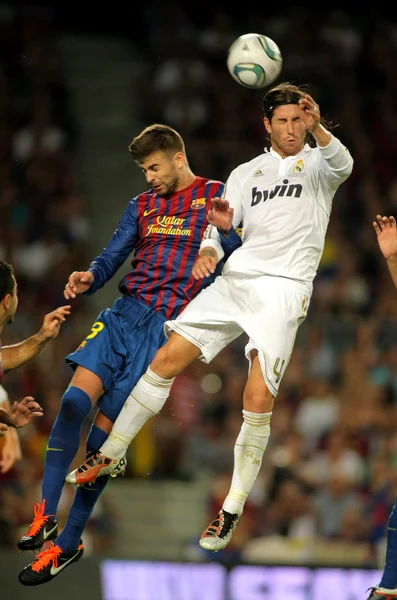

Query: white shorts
<box><xmin>165</xmin><ymin>274</ymin><xmax>311</xmax><ymax>396</ymax></box>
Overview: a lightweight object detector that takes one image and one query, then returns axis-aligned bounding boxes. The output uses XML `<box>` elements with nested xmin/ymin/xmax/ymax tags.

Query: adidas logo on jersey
<box><xmin>252</xmin><ymin>169</ymin><xmax>264</xmax><ymax>177</ymax></box>
<box><xmin>251</xmin><ymin>180</ymin><xmax>303</xmax><ymax>206</ymax></box>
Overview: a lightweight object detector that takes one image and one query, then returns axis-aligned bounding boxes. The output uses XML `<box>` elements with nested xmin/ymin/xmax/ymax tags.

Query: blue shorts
<box><xmin>66</xmin><ymin>295</ymin><xmax>167</xmax><ymax>422</ymax></box>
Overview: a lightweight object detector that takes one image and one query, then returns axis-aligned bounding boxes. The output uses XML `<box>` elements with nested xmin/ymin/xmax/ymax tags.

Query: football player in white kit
<box><xmin>67</xmin><ymin>82</ymin><xmax>354</xmax><ymax>551</ymax></box>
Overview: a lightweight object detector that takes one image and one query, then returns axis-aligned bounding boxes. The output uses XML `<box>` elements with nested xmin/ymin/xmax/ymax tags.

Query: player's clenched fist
<box><xmin>207</xmin><ymin>198</ymin><xmax>234</xmax><ymax>233</ymax></box>
<box><xmin>64</xmin><ymin>271</ymin><xmax>95</xmax><ymax>299</ymax></box>
<box><xmin>192</xmin><ymin>250</ymin><xmax>218</xmax><ymax>280</ymax></box>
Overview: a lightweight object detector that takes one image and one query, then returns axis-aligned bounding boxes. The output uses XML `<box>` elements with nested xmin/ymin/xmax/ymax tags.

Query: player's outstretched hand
<box><xmin>37</xmin><ymin>306</ymin><xmax>71</xmax><ymax>341</ymax></box>
<box><xmin>5</xmin><ymin>397</ymin><xmax>43</xmax><ymax>429</ymax></box>
<box><xmin>207</xmin><ymin>198</ymin><xmax>234</xmax><ymax>232</ymax></box>
<box><xmin>373</xmin><ymin>215</ymin><xmax>397</xmax><ymax>260</ymax></box>
<box><xmin>298</xmin><ymin>94</ymin><xmax>321</xmax><ymax>132</ymax></box>
<box><xmin>192</xmin><ymin>254</ymin><xmax>217</xmax><ymax>280</ymax></box>
<box><xmin>64</xmin><ymin>271</ymin><xmax>95</xmax><ymax>299</ymax></box>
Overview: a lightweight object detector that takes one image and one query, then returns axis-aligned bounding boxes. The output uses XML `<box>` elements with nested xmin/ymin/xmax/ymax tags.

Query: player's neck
<box><xmin>175</xmin><ymin>170</ymin><xmax>196</xmax><ymax>192</ymax></box>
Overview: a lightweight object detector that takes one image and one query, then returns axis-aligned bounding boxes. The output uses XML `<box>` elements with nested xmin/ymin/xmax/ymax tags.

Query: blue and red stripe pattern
<box><xmin>86</xmin><ymin>177</ymin><xmax>224</xmax><ymax>319</ymax></box>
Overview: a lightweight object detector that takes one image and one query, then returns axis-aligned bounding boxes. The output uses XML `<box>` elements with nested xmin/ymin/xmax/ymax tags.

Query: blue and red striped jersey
<box><xmin>86</xmin><ymin>177</ymin><xmax>225</xmax><ymax>319</ymax></box>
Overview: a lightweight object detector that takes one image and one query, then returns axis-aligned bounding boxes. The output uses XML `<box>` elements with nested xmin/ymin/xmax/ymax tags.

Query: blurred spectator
<box><xmin>0</xmin><ymin>5</ymin><xmax>112</xmax><ymax>555</ymax></box>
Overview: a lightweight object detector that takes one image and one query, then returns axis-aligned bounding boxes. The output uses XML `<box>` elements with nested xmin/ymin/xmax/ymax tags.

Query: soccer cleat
<box><xmin>18</xmin><ymin>541</ymin><xmax>84</xmax><ymax>586</ymax></box>
<box><xmin>17</xmin><ymin>500</ymin><xmax>58</xmax><ymax>552</ymax></box>
<box><xmin>367</xmin><ymin>587</ymin><xmax>397</xmax><ymax>599</ymax></box>
<box><xmin>65</xmin><ymin>451</ymin><xmax>127</xmax><ymax>485</ymax></box>
<box><xmin>199</xmin><ymin>508</ymin><xmax>240</xmax><ymax>551</ymax></box>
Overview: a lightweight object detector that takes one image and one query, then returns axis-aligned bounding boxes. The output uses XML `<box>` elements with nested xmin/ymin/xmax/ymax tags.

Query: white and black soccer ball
<box><xmin>227</xmin><ymin>33</ymin><xmax>283</xmax><ymax>89</ymax></box>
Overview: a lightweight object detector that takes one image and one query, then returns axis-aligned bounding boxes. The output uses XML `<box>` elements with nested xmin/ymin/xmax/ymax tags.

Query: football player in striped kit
<box><xmin>18</xmin><ymin>124</ymin><xmax>232</xmax><ymax>586</ymax></box>
<box><xmin>67</xmin><ymin>82</ymin><xmax>353</xmax><ymax>554</ymax></box>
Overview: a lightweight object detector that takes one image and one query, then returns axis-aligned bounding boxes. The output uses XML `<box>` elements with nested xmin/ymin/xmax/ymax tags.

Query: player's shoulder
<box><xmin>191</xmin><ymin>177</ymin><xmax>225</xmax><ymax>202</ymax></box>
<box><xmin>231</xmin><ymin>152</ymin><xmax>270</xmax><ymax>180</ymax></box>
<box><xmin>123</xmin><ymin>191</ymin><xmax>156</xmax><ymax>219</ymax></box>
<box><xmin>195</xmin><ymin>176</ymin><xmax>224</xmax><ymax>190</ymax></box>
<box><xmin>196</xmin><ymin>176</ymin><xmax>223</xmax><ymax>184</ymax></box>
<box><xmin>128</xmin><ymin>190</ymin><xmax>155</xmax><ymax>207</ymax></box>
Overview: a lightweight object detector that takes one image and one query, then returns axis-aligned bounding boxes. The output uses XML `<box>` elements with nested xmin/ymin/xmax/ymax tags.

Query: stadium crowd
<box><xmin>1</xmin><ymin>2</ymin><xmax>397</xmax><ymax>567</ymax></box>
<box><xmin>0</xmin><ymin>5</ymin><xmax>117</xmax><ymax>556</ymax></box>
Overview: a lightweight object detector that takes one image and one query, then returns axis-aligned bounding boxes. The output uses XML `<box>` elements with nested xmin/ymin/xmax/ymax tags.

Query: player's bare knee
<box><xmin>151</xmin><ymin>333</ymin><xmax>200</xmax><ymax>378</ymax></box>
<box><xmin>151</xmin><ymin>345</ymin><xmax>174</xmax><ymax>377</ymax></box>
<box><xmin>243</xmin><ymin>386</ymin><xmax>274</xmax><ymax>414</ymax></box>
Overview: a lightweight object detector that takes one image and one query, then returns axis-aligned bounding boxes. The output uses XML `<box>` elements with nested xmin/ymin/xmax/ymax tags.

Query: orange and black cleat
<box><xmin>65</xmin><ymin>451</ymin><xmax>127</xmax><ymax>485</ymax></box>
<box><xmin>19</xmin><ymin>541</ymin><xmax>84</xmax><ymax>586</ymax></box>
<box><xmin>17</xmin><ymin>500</ymin><xmax>58</xmax><ymax>552</ymax></box>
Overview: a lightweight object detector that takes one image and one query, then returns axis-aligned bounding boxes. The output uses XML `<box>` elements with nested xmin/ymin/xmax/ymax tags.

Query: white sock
<box><xmin>100</xmin><ymin>367</ymin><xmax>174</xmax><ymax>460</ymax></box>
<box><xmin>222</xmin><ymin>410</ymin><xmax>272</xmax><ymax>517</ymax></box>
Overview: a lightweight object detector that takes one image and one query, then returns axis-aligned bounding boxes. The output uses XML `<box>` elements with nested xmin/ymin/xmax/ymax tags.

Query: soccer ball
<box><xmin>227</xmin><ymin>33</ymin><xmax>283</xmax><ymax>89</ymax></box>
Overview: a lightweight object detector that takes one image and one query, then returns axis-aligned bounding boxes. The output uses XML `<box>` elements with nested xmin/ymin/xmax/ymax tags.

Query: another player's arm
<box><xmin>192</xmin><ymin>244</ymin><xmax>220</xmax><ymax>280</ymax></box>
<box><xmin>0</xmin><ymin>387</ymin><xmax>22</xmax><ymax>469</ymax></box>
<box><xmin>201</xmin><ymin>171</ymin><xmax>243</xmax><ymax>257</ymax></box>
<box><xmin>386</xmin><ymin>257</ymin><xmax>397</xmax><ymax>291</ymax></box>
<box><xmin>0</xmin><ymin>423</ymin><xmax>21</xmax><ymax>469</ymax></box>
<box><xmin>0</xmin><ymin>396</ymin><xmax>43</xmax><ymax>429</ymax></box>
<box><xmin>2</xmin><ymin>306</ymin><xmax>71</xmax><ymax>372</ymax></box>
<box><xmin>193</xmin><ymin>177</ymin><xmax>244</xmax><ymax>280</ymax></box>
<box><xmin>66</xmin><ymin>199</ymin><xmax>140</xmax><ymax>299</ymax></box>
<box><xmin>373</xmin><ymin>215</ymin><xmax>397</xmax><ymax>289</ymax></box>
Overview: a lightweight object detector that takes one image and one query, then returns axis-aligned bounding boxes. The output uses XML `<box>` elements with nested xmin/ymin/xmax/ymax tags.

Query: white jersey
<box><xmin>202</xmin><ymin>133</ymin><xmax>353</xmax><ymax>287</ymax></box>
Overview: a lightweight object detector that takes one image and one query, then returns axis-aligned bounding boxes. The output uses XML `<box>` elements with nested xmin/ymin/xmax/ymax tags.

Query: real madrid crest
<box><xmin>292</xmin><ymin>159</ymin><xmax>304</xmax><ymax>174</ymax></box>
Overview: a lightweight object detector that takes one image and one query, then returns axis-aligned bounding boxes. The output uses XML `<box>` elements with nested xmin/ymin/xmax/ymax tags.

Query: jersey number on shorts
<box><xmin>273</xmin><ymin>357</ymin><xmax>285</xmax><ymax>384</ymax></box>
<box><xmin>86</xmin><ymin>321</ymin><xmax>105</xmax><ymax>339</ymax></box>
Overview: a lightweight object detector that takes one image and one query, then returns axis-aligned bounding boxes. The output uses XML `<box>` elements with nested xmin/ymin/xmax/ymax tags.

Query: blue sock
<box><xmin>56</xmin><ymin>424</ymin><xmax>110</xmax><ymax>552</ymax></box>
<box><xmin>380</xmin><ymin>500</ymin><xmax>397</xmax><ymax>589</ymax></box>
<box><xmin>42</xmin><ymin>386</ymin><xmax>92</xmax><ymax>516</ymax></box>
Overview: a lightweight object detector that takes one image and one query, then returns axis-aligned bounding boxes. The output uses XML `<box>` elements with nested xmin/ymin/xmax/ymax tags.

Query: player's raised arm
<box><xmin>373</xmin><ymin>214</ymin><xmax>397</xmax><ymax>291</ymax></box>
<box><xmin>299</xmin><ymin>94</ymin><xmax>353</xmax><ymax>187</ymax></box>
<box><xmin>79</xmin><ymin>198</ymin><xmax>140</xmax><ymax>296</ymax></box>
